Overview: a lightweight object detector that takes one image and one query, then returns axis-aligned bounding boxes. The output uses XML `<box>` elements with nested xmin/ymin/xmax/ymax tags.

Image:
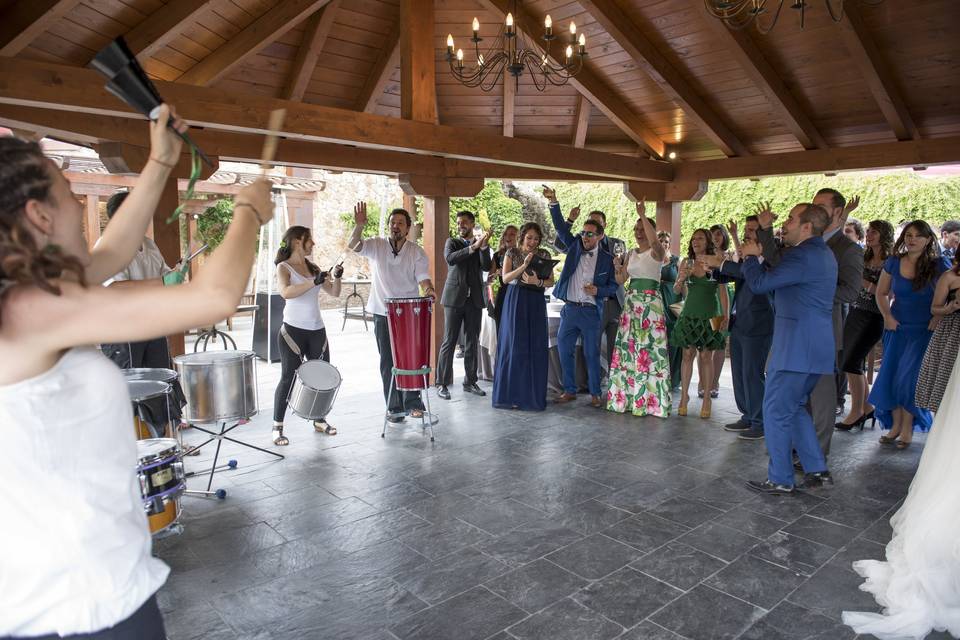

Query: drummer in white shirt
<box><xmin>272</xmin><ymin>225</ymin><xmax>342</xmax><ymax>445</ymax></box>
<box><xmin>349</xmin><ymin>202</ymin><xmax>435</xmax><ymax>423</ymax></box>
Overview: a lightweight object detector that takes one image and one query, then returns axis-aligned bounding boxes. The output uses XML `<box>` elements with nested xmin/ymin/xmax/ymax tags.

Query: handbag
<box><xmin>669</xmin><ymin>301</ymin><xmax>684</xmax><ymax>317</ymax></box>
<box><xmin>710</xmin><ymin>316</ymin><xmax>725</xmax><ymax>332</ymax></box>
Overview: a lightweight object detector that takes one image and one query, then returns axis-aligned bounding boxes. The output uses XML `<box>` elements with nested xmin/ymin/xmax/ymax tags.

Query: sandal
<box><xmin>879</xmin><ymin>435</ymin><xmax>897</xmax><ymax>445</ymax></box>
<box><xmin>409</xmin><ymin>409</ymin><xmax>425</xmax><ymax>419</ymax></box>
<box><xmin>314</xmin><ymin>420</ymin><xmax>337</xmax><ymax>436</ymax></box>
<box><xmin>272</xmin><ymin>427</ymin><xmax>289</xmax><ymax>446</ymax></box>
<box><xmin>895</xmin><ymin>440</ymin><xmax>912</xmax><ymax>450</ymax></box>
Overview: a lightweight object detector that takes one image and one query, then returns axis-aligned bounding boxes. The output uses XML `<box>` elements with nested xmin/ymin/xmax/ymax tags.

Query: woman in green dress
<box><xmin>671</xmin><ymin>229</ymin><xmax>729</xmax><ymax>418</ymax></box>
<box><xmin>658</xmin><ymin>231</ymin><xmax>683</xmax><ymax>391</ymax></box>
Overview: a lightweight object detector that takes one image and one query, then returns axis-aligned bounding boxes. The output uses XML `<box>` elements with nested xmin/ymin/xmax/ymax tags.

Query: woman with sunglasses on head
<box><xmin>0</xmin><ymin>107</ymin><xmax>273</xmax><ymax>639</ymax></box>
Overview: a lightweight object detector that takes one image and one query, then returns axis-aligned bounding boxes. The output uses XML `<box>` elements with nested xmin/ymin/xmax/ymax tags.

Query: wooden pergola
<box><xmin>1</xmin><ymin>0</ymin><xmax>958</xmax><ymax>356</ymax></box>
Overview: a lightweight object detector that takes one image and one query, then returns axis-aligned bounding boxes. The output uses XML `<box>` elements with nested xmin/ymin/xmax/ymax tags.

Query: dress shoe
<box><xmin>385</xmin><ymin>413</ymin><xmax>405</xmax><ymax>423</ymax></box>
<box><xmin>590</xmin><ymin>395</ymin><xmax>603</xmax><ymax>408</ymax></box>
<box><xmin>437</xmin><ymin>385</ymin><xmax>451</xmax><ymax>400</ymax></box>
<box><xmin>555</xmin><ymin>392</ymin><xmax>577</xmax><ymax>404</ymax></box>
<box><xmin>798</xmin><ymin>471</ymin><xmax>833</xmax><ymax>488</ymax></box>
<box><xmin>746</xmin><ymin>479</ymin><xmax>794</xmax><ymax>495</ymax></box>
<box><xmin>738</xmin><ymin>427</ymin><xmax>765</xmax><ymax>441</ymax></box>
<box><xmin>724</xmin><ymin>422</ymin><xmax>751</xmax><ymax>433</ymax></box>
<box><xmin>463</xmin><ymin>383</ymin><xmax>486</xmax><ymax>397</ymax></box>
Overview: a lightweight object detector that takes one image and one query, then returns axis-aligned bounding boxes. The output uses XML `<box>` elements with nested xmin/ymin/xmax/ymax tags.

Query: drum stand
<box><xmin>184</xmin><ymin>418</ymin><xmax>285</xmax><ymax>493</ymax></box>
<box><xmin>381</xmin><ymin>367</ymin><xmax>437</xmax><ymax>442</ymax></box>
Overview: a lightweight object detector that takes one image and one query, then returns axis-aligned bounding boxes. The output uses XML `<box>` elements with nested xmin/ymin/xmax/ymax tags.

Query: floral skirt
<box><xmin>606</xmin><ymin>283</ymin><xmax>672</xmax><ymax>417</ymax></box>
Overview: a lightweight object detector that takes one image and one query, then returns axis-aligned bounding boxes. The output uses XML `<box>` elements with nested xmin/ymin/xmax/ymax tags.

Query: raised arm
<box><xmin>740</xmin><ymin>249</ymin><xmax>806</xmax><ymax>295</ymax></box>
<box><xmin>639</xmin><ymin>205</ymin><xmax>663</xmax><ymax>262</ymax></box>
<box><xmin>348</xmin><ymin>201</ymin><xmax>367</xmax><ymax>252</ymax></box>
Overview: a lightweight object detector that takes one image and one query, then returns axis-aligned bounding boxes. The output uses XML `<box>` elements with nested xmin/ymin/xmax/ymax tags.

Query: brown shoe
<box><xmin>590</xmin><ymin>395</ymin><xmax>603</xmax><ymax>408</ymax></box>
<box><xmin>555</xmin><ymin>392</ymin><xmax>577</xmax><ymax>404</ymax></box>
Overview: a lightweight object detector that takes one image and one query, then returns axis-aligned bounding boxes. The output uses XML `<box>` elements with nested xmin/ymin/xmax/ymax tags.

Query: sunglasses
<box><xmin>582</xmin><ymin>231</ymin><xmax>599</xmax><ymax>238</ymax></box>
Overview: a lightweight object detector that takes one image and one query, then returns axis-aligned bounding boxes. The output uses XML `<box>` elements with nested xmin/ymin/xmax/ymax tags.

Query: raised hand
<box><xmin>635</xmin><ymin>201</ymin><xmax>646</xmax><ymax>217</ymax></box>
<box><xmin>726</xmin><ymin>219</ymin><xmax>738</xmax><ymax>240</ymax></box>
<box><xmin>541</xmin><ymin>185</ymin><xmax>557</xmax><ymax>202</ymax></box>
<box><xmin>754</xmin><ymin>201</ymin><xmax>777</xmax><ymax>229</ymax></box>
<box><xmin>236</xmin><ymin>180</ymin><xmax>274</xmax><ymax>225</ymax></box>
<box><xmin>568</xmin><ymin>205</ymin><xmax>581</xmax><ymax>222</ymax></box>
<box><xmin>843</xmin><ymin>195</ymin><xmax>861</xmax><ymax>218</ymax></box>
<box><xmin>149</xmin><ymin>104</ymin><xmax>187</xmax><ymax>166</ymax></box>
<box><xmin>353</xmin><ymin>201</ymin><xmax>368</xmax><ymax>227</ymax></box>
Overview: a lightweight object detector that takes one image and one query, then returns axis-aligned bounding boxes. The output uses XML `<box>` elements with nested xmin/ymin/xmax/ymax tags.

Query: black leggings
<box><xmin>273</xmin><ymin>323</ymin><xmax>330</xmax><ymax>422</ymax></box>
<box><xmin>2</xmin><ymin>595</ymin><xmax>165</xmax><ymax>640</ymax></box>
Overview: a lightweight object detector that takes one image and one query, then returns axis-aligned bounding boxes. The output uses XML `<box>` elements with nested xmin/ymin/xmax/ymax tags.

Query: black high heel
<box><xmin>863</xmin><ymin>410</ymin><xmax>877</xmax><ymax>428</ymax></box>
<box><xmin>835</xmin><ymin>410</ymin><xmax>872</xmax><ymax>431</ymax></box>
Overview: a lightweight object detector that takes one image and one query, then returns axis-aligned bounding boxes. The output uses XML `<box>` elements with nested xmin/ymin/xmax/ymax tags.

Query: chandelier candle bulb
<box><xmin>472</xmin><ymin>17</ymin><xmax>480</xmax><ymax>36</ymax></box>
<box><xmin>456</xmin><ymin>48</ymin><xmax>464</xmax><ymax>69</ymax></box>
<box><xmin>446</xmin><ymin>34</ymin><xmax>454</xmax><ymax>55</ymax></box>
<box><xmin>578</xmin><ymin>32</ymin><xmax>586</xmax><ymax>54</ymax></box>
<box><xmin>505</xmin><ymin>12</ymin><xmax>514</xmax><ymax>35</ymax></box>
<box><xmin>545</xmin><ymin>14</ymin><xmax>553</xmax><ymax>37</ymax></box>
<box><xmin>565</xmin><ymin>44</ymin><xmax>573</xmax><ymax>60</ymax></box>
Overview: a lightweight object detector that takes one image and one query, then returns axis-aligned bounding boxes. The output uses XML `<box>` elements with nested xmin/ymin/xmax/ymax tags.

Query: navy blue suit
<box><xmin>551</xmin><ymin>213</ymin><xmax>617</xmax><ymax>397</ymax></box>
<box><xmin>716</xmin><ymin>260</ymin><xmax>774</xmax><ymax>431</ymax></box>
<box><xmin>741</xmin><ymin>236</ymin><xmax>837</xmax><ymax>486</ymax></box>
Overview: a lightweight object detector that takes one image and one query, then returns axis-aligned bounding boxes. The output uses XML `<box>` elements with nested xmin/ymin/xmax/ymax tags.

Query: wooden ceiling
<box><xmin>1</xmin><ymin>0</ymin><xmax>958</xmax><ymax>163</ymax></box>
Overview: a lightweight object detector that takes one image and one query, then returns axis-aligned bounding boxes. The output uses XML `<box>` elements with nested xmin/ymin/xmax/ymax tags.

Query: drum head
<box><xmin>173</xmin><ymin>351</ymin><xmax>255</xmax><ymax>366</ymax></box>
<box><xmin>298</xmin><ymin>360</ymin><xmax>341</xmax><ymax>391</ymax></box>
<box><xmin>137</xmin><ymin>438</ymin><xmax>180</xmax><ymax>462</ymax></box>
<box><xmin>127</xmin><ymin>380</ymin><xmax>171</xmax><ymax>402</ymax></box>
<box><xmin>124</xmin><ymin>368</ymin><xmax>178</xmax><ymax>383</ymax></box>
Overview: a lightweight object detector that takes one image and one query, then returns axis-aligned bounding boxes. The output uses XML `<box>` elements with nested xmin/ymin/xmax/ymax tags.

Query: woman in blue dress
<box><xmin>493</xmin><ymin>222</ymin><xmax>554</xmax><ymax>411</ymax></box>
<box><xmin>869</xmin><ymin>220</ymin><xmax>952</xmax><ymax>448</ymax></box>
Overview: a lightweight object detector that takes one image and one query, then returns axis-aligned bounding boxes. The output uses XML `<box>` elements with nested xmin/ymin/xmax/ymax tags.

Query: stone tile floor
<box><xmin>154</xmin><ymin>314</ymin><xmax>952</xmax><ymax>640</ymax></box>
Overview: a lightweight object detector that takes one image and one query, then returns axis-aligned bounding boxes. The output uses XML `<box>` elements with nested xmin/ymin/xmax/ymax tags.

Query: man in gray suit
<box><xmin>756</xmin><ymin>189</ymin><xmax>863</xmax><ymax>458</ymax></box>
<box><xmin>436</xmin><ymin>210</ymin><xmax>492</xmax><ymax>399</ymax></box>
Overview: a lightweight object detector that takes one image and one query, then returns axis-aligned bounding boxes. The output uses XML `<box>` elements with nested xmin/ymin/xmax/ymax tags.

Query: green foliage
<box><xmin>197</xmin><ymin>198</ymin><xmax>235</xmax><ymax>250</ymax></box>
<box><xmin>451</xmin><ymin>180</ymin><xmax>524</xmax><ymax>246</ymax></box>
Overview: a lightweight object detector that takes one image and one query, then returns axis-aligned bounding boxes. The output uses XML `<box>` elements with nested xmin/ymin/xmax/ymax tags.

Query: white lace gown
<box><xmin>842</xmin><ymin>352</ymin><xmax>960</xmax><ymax>639</ymax></box>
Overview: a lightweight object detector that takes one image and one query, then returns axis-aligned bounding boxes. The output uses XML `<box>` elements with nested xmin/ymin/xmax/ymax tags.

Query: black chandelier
<box><xmin>445</xmin><ymin>1</ymin><xmax>587</xmax><ymax>92</ymax></box>
<box><xmin>704</xmin><ymin>0</ymin><xmax>885</xmax><ymax>34</ymax></box>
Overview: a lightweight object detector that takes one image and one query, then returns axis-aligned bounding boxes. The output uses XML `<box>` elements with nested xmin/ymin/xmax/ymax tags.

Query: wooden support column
<box><xmin>655</xmin><ymin>202</ymin><xmax>682</xmax><ymax>255</ymax></box>
<box><xmin>84</xmin><ymin>195</ymin><xmax>101</xmax><ymax>249</ymax></box>
<box><xmin>624</xmin><ymin>180</ymin><xmax>708</xmax><ymax>254</ymax></box>
<box><xmin>400</xmin><ymin>0</ymin><xmax>437</xmax><ymax>124</ymax></box>
<box><xmin>155</xmin><ymin>176</ymin><xmax>186</xmax><ymax>357</ymax></box>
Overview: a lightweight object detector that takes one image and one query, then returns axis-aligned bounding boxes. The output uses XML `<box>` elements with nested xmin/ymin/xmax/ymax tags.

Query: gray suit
<box><xmin>436</xmin><ymin>237</ymin><xmax>491</xmax><ymax>387</ymax></box>
<box><xmin>758</xmin><ymin>226</ymin><xmax>863</xmax><ymax>454</ymax></box>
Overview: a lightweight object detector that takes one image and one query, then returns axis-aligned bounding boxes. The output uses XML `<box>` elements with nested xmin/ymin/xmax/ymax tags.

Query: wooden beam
<box><xmin>123</xmin><ymin>0</ymin><xmax>214</xmax><ymax>62</ymax></box>
<box><xmin>65</xmin><ymin>171</ymin><xmax>246</xmax><ymax>195</ymax></box>
<box><xmin>400</xmin><ymin>0</ymin><xmax>437</xmax><ymax>123</ymax></box>
<box><xmin>282</xmin><ymin>1</ymin><xmax>340</xmax><ymax>101</ymax></box>
<box><xmin>0</xmin><ymin>0</ymin><xmax>81</xmax><ymax>56</ymax></box>
<box><xmin>692</xmin><ymin>1</ymin><xmax>826</xmax><ymax>151</ymax></box>
<box><xmin>578</xmin><ymin>0</ymin><xmax>749</xmax><ymax>157</ymax></box>
<box><xmin>503</xmin><ymin>74</ymin><xmax>515</xmax><ymax>138</ymax></box>
<box><xmin>835</xmin><ymin>2</ymin><xmax>919</xmax><ymax>141</ymax></box>
<box><xmin>357</xmin><ymin>28</ymin><xmax>400</xmax><ymax>113</ymax></box>
<box><xmin>96</xmin><ymin>142</ymin><xmax>218</xmax><ymax>179</ymax></box>
<box><xmin>178</xmin><ymin>0</ymin><xmax>331</xmax><ymax>86</ymax></box>
<box><xmin>572</xmin><ymin>95</ymin><xmax>591</xmax><ymax>148</ymax></box>
<box><xmin>399</xmin><ymin>175</ymin><xmax>484</xmax><ymax>198</ymax></box>
<box><xmin>0</xmin><ymin>59</ymin><xmax>672</xmax><ymax>181</ymax></box>
<box><xmin>624</xmin><ymin>180</ymin><xmax>708</xmax><ymax>203</ymax></box>
<box><xmin>675</xmin><ymin>137</ymin><xmax>960</xmax><ymax>181</ymax></box>
<box><xmin>481</xmin><ymin>0</ymin><xmax>664</xmax><ymax>158</ymax></box>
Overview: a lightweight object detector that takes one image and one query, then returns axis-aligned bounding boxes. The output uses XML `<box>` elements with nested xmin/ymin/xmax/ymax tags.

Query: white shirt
<box><xmin>278</xmin><ymin>263</ymin><xmax>324</xmax><ymax>331</ymax></box>
<box><xmin>0</xmin><ymin>348</ymin><xmax>168</xmax><ymax>636</ymax></box>
<box><xmin>110</xmin><ymin>237</ymin><xmax>173</xmax><ymax>282</ymax></box>
<box><xmin>567</xmin><ymin>243</ymin><xmax>599</xmax><ymax>305</ymax></box>
<box><xmin>359</xmin><ymin>237</ymin><xmax>430</xmax><ymax>316</ymax></box>
<box><xmin>626</xmin><ymin>248</ymin><xmax>662</xmax><ymax>281</ymax></box>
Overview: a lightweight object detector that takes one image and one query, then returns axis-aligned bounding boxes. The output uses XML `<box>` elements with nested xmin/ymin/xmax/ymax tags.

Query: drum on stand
<box><xmin>288</xmin><ymin>360</ymin><xmax>342</xmax><ymax>420</ymax></box>
<box><xmin>136</xmin><ymin>438</ymin><xmax>185</xmax><ymax>537</ymax></box>
<box><xmin>127</xmin><ymin>380</ymin><xmax>174</xmax><ymax>439</ymax></box>
<box><xmin>385</xmin><ymin>297</ymin><xmax>432</xmax><ymax>391</ymax></box>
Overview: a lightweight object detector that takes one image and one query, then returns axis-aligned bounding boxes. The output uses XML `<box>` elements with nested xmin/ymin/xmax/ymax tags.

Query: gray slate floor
<box><xmin>155</xmin><ymin>314</ymin><xmax>950</xmax><ymax>640</ymax></box>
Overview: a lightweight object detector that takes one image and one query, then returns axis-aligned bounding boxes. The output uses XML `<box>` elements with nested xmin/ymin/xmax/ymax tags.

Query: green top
<box><xmin>681</xmin><ymin>275</ymin><xmax>722</xmax><ymax>319</ymax></box>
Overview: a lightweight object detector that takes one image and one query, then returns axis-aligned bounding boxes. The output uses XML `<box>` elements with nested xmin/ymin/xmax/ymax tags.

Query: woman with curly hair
<box><xmin>869</xmin><ymin>220</ymin><xmax>952</xmax><ymax>447</ymax></box>
<box><xmin>671</xmin><ymin>228</ymin><xmax>729</xmax><ymax>418</ymax></box>
<box><xmin>0</xmin><ymin>108</ymin><xmax>273</xmax><ymax>639</ymax></box>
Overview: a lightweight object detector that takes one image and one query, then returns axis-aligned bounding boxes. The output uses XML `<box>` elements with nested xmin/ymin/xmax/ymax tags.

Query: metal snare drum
<box><xmin>127</xmin><ymin>380</ymin><xmax>173</xmax><ymax>439</ymax></box>
<box><xmin>173</xmin><ymin>351</ymin><xmax>257</xmax><ymax>424</ymax></box>
<box><xmin>136</xmin><ymin>438</ymin><xmax>185</xmax><ymax>527</ymax></box>
<box><xmin>123</xmin><ymin>368</ymin><xmax>186</xmax><ymax>426</ymax></box>
<box><xmin>288</xmin><ymin>360</ymin><xmax>342</xmax><ymax>421</ymax></box>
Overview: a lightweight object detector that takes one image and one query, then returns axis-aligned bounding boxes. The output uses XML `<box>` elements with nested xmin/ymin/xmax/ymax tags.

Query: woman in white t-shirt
<box><xmin>0</xmin><ymin>106</ymin><xmax>273</xmax><ymax>639</ymax></box>
<box><xmin>271</xmin><ymin>226</ymin><xmax>342</xmax><ymax>445</ymax></box>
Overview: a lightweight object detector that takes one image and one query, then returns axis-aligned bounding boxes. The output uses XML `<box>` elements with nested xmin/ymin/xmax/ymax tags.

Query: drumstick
<box><xmin>259</xmin><ymin>108</ymin><xmax>286</xmax><ymax>174</ymax></box>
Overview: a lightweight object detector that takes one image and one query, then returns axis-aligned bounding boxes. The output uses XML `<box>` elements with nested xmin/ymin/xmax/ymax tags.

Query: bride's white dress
<box><xmin>842</xmin><ymin>353</ymin><xmax>960</xmax><ymax>639</ymax></box>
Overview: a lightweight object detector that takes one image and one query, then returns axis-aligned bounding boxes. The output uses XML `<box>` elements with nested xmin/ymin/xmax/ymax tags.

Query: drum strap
<box><xmin>279</xmin><ymin>325</ymin><xmax>327</xmax><ymax>363</ymax></box>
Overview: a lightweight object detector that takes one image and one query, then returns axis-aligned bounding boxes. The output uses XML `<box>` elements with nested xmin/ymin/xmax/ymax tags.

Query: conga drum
<box><xmin>385</xmin><ymin>297</ymin><xmax>432</xmax><ymax>390</ymax></box>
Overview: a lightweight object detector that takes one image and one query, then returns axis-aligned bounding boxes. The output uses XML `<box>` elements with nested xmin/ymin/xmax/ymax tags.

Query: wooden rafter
<box><xmin>400</xmin><ymin>0</ymin><xmax>436</xmax><ymax>124</ymax></box>
<box><xmin>572</xmin><ymin>95</ymin><xmax>591</xmax><ymax>148</ymax></box>
<box><xmin>356</xmin><ymin>28</ymin><xmax>400</xmax><ymax>113</ymax></box>
<box><xmin>0</xmin><ymin>0</ymin><xmax>81</xmax><ymax>56</ymax></box>
<box><xmin>282</xmin><ymin>0</ymin><xmax>340</xmax><ymax>101</ymax></box>
<box><xmin>578</xmin><ymin>0</ymin><xmax>750</xmax><ymax>157</ymax></box>
<box><xmin>503</xmin><ymin>74</ymin><xmax>516</xmax><ymax>138</ymax></box>
<box><xmin>835</xmin><ymin>2</ymin><xmax>919</xmax><ymax>141</ymax></box>
<box><xmin>480</xmin><ymin>0</ymin><xmax>665</xmax><ymax>158</ymax></box>
<box><xmin>123</xmin><ymin>0</ymin><xmax>214</xmax><ymax>61</ymax></box>
<box><xmin>178</xmin><ymin>0</ymin><xmax>332</xmax><ymax>87</ymax></box>
<box><xmin>693</xmin><ymin>1</ymin><xmax>826</xmax><ymax>150</ymax></box>
<box><xmin>0</xmin><ymin>59</ymin><xmax>673</xmax><ymax>181</ymax></box>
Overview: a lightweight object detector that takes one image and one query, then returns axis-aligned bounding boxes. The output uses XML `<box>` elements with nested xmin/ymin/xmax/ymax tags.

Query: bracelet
<box><xmin>235</xmin><ymin>202</ymin><xmax>266</xmax><ymax>225</ymax></box>
<box><xmin>149</xmin><ymin>156</ymin><xmax>177</xmax><ymax>169</ymax></box>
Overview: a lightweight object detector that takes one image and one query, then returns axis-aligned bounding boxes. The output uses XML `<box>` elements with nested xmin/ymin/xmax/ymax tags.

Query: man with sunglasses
<box><xmin>544</xmin><ymin>186</ymin><xmax>618</xmax><ymax>407</ymax></box>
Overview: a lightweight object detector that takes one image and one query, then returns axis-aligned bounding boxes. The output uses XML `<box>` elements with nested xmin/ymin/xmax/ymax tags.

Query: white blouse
<box><xmin>0</xmin><ymin>347</ymin><xmax>168</xmax><ymax>636</ymax></box>
<box><xmin>278</xmin><ymin>262</ymin><xmax>324</xmax><ymax>331</ymax></box>
<box><xmin>626</xmin><ymin>248</ymin><xmax>663</xmax><ymax>282</ymax></box>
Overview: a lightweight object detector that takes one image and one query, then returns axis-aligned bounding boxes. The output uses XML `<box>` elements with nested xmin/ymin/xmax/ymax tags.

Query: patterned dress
<box><xmin>607</xmin><ymin>249</ymin><xmax>672</xmax><ymax>417</ymax></box>
<box><xmin>670</xmin><ymin>266</ymin><xmax>726</xmax><ymax>352</ymax></box>
<box><xmin>916</xmin><ymin>285</ymin><xmax>960</xmax><ymax>412</ymax></box>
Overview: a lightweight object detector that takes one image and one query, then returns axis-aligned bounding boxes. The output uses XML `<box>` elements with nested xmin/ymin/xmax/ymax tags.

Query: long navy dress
<box><xmin>493</xmin><ymin>248</ymin><xmax>549</xmax><ymax>411</ymax></box>
<box><xmin>869</xmin><ymin>255</ymin><xmax>951</xmax><ymax>431</ymax></box>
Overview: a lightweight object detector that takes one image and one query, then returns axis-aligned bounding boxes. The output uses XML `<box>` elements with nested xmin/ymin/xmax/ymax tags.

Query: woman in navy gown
<box><xmin>869</xmin><ymin>220</ymin><xmax>952</xmax><ymax>448</ymax></box>
<box><xmin>493</xmin><ymin>222</ymin><xmax>554</xmax><ymax>411</ymax></box>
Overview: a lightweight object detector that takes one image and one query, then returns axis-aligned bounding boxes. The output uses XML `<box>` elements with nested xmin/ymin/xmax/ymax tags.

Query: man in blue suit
<box><xmin>739</xmin><ymin>203</ymin><xmax>837</xmax><ymax>494</ymax></box>
<box><xmin>700</xmin><ymin>215</ymin><xmax>774</xmax><ymax>441</ymax></box>
<box><xmin>548</xmin><ymin>202</ymin><xmax>618</xmax><ymax>408</ymax></box>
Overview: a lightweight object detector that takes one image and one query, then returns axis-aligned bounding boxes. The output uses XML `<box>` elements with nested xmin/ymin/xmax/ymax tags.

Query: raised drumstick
<box><xmin>260</xmin><ymin>108</ymin><xmax>286</xmax><ymax>174</ymax></box>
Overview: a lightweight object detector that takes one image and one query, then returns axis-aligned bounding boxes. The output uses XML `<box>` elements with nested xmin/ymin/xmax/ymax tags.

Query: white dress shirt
<box><xmin>567</xmin><ymin>245</ymin><xmax>598</xmax><ymax>305</ymax></box>
<box><xmin>359</xmin><ymin>237</ymin><xmax>431</xmax><ymax>316</ymax></box>
<box><xmin>110</xmin><ymin>237</ymin><xmax>173</xmax><ymax>282</ymax></box>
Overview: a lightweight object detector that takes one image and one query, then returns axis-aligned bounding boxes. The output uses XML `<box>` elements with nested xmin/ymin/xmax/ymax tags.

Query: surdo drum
<box><xmin>288</xmin><ymin>360</ymin><xmax>342</xmax><ymax>421</ymax></box>
<box><xmin>173</xmin><ymin>351</ymin><xmax>257</xmax><ymax>424</ymax></box>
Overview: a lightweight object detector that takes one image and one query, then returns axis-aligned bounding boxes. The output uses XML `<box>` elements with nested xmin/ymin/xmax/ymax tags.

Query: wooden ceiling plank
<box><xmin>121</xmin><ymin>0</ymin><xmax>214</xmax><ymax>61</ymax></box>
<box><xmin>356</xmin><ymin>27</ymin><xmax>401</xmax><ymax>113</ymax></box>
<box><xmin>835</xmin><ymin>2</ymin><xmax>919</xmax><ymax>141</ymax></box>
<box><xmin>282</xmin><ymin>0</ymin><xmax>340</xmax><ymax>101</ymax></box>
<box><xmin>480</xmin><ymin>0</ymin><xmax>665</xmax><ymax>158</ymax></box>
<box><xmin>572</xmin><ymin>94</ymin><xmax>591</xmax><ymax>148</ymax></box>
<box><xmin>177</xmin><ymin>0</ymin><xmax>332</xmax><ymax>86</ymax></box>
<box><xmin>577</xmin><ymin>0</ymin><xmax>749</xmax><ymax>157</ymax></box>
<box><xmin>0</xmin><ymin>0</ymin><xmax>82</xmax><ymax>56</ymax></box>
<box><xmin>503</xmin><ymin>73</ymin><xmax>516</xmax><ymax>137</ymax></box>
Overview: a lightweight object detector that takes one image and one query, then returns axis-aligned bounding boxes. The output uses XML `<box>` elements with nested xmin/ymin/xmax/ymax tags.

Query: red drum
<box><xmin>386</xmin><ymin>296</ymin><xmax>433</xmax><ymax>390</ymax></box>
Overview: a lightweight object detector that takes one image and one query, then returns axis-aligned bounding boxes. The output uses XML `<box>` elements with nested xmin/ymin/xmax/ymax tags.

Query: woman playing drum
<box><xmin>271</xmin><ymin>225</ymin><xmax>342</xmax><ymax>444</ymax></box>
<box><xmin>0</xmin><ymin>106</ymin><xmax>273</xmax><ymax>640</ymax></box>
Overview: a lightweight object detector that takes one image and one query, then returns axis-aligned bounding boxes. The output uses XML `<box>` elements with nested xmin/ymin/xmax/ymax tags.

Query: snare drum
<box><xmin>288</xmin><ymin>360</ymin><xmax>342</xmax><ymax>420</ymax></box>
<box><xmin>123</xmin><ymin>368</ymin><xmax>187</xmax><ymax>426</ymax></box>
<box><xmin>385</xmin><ymin>296</ymin><xmax>432</xmax><ymax>390</ymax></box>
<box><xmin>127</xmin><ymin>380</ymin><xmax>174</xmax><ymax>439</ymax></box>
<box><xmin>136</xmin><ymin>438</ymin><xmax>185</xmax><ymax>535</ymax></box>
